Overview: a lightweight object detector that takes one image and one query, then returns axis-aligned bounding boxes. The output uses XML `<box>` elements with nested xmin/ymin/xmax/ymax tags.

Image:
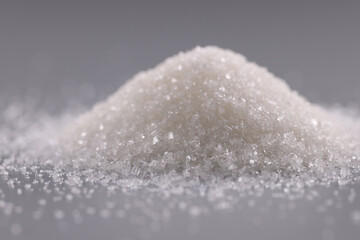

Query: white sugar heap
<box><xmin>60</xmin><ymin>46</ymin><xmax>360</xmax><ymax>178</ymax></box>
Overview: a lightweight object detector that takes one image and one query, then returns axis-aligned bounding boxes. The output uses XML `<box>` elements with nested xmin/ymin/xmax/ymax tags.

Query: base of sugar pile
<box><xmin>1</xmin><ymin>46</ymin><xmax>360</xmax><ymax>239</ymax></box>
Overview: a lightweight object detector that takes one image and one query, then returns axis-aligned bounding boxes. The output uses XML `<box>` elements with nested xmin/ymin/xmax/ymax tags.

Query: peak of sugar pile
<box><xmin>60</xmin><ymin>46</ymin><xmax>360</xmax><ymax>177</ymax></box>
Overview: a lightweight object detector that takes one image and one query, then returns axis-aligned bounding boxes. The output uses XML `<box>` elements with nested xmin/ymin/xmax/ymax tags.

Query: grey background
<box><xmin>1</xmin><ymin>0</ymin><xmax>360</xmax><ymax>106</ymax></box>
<box><xmin>1</xmin><ymin>0</ymin><xmax>360</xmax><ymax>240</ymax></box>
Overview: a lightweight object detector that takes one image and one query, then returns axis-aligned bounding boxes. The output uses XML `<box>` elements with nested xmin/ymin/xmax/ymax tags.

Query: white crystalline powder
<box><xmin>60</xmin><ymin>46</ymin><xmax>360</xmax><ymax>177</ymax></box>
<box><xmin>2</xmin><ymin>47</ymin><xmax>360</xmax><ymax>239</ymax></box>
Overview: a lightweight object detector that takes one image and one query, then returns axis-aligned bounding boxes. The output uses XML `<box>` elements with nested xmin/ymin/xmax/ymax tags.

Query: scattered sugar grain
<box><xmin>54</xmin><ymin>209</ymin><xmax>65</xmax><ymax>219</ymax></box>
<box><xmin>10</xmin><ymin>223</ymin><xmax>22</xmax><ymax>236</ymax></box>
<box><xmin>351</xmin><ymin>210</ymin><xmax>360</xmax><ymax>226</ymax></box>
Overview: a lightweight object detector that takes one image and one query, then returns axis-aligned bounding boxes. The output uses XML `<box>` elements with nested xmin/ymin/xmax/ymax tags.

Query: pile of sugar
<box><xmin>2</xmin><ymin>46</ymin><xmax>360</xmax><ymax>238</ymax></box>
<box><xmin>60</xmin><ymin>46</ymin><xmax>360</xmax><ymax>177</ymax></box>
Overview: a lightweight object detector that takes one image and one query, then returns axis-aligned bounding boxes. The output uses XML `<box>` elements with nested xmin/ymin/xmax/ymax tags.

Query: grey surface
<box><xmin>1</xmin><ymin>1</ymin><xmax>360</xmax><ymax>240</ymax></box>
<box><xmin>1</xmin><ymin>180</ymin><xmax>360</xmax><ymax>240</ymax></box>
